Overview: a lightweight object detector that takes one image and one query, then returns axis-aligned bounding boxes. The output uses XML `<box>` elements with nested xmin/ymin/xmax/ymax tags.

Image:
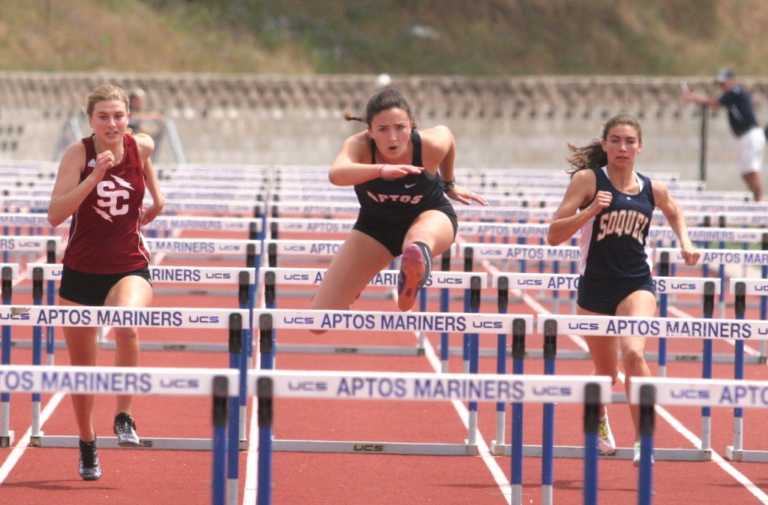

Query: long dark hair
<box><xmin>566</xmin><ymin>114</ymin><xmax>642</xmax><ymax>174</ymax></box>
<box><xmin>344</xmin><ymin>87</ymin><xmax>416</xmax><ymax>127</ymax></box>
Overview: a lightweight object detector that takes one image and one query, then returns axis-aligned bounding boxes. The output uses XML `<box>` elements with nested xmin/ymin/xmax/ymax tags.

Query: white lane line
<box><xmin>421</xmin><ymin>331</ymin><xmax>512</xmax><ymax>503</ymax></box>
<box><xmin>655</xmin><ymin>403</ymin><xmax>768</xmax><ymax>503</ymax></box>
<box><xmin>0</xmin><ymin>392</ymin><xmax>66</xmax><ymax>485</ymax></box>
<box><xmin>242</xmin><ymin>265</ymin><xmax>266</xmax><ymax>505</ymax></box>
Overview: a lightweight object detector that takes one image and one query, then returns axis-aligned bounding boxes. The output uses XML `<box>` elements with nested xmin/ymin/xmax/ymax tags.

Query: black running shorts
<box><xmin>353</xmin><ymin>204</ymin><xmax>458</xmax><ymax>257</ymax></box>
<box><xmin>577</xmin><ymin>274</ymin><xmax>656</xmax><ymax>315</ymax></box>
<box><xmin>59</xmin><ymin>266</ymin><xmax>152</xmax><ymax>306</ymax></box>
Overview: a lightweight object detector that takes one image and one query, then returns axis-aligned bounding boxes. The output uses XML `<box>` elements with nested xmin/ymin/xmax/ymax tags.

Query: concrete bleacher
<box><xmin>0</xmin><ymin>72</ymin><xmax>766</xmax><ymax>190</ymax></box>
<box><xmin>1</xmin><ymin>72</ymin><xmax>751</xmax><ymax>122</ymax></box>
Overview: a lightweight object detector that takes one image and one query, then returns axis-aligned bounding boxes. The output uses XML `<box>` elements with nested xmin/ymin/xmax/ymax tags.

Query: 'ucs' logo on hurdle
<box><xmin>353</xmin><ymin>443</ymin><xmax>384</xmax><ymax>453</ymax></box>
<box><xmin>284</xmin><ymin>316</ymin><xmax>315</xmax><ymax>325</ymax></box>
<box><xmin>567</xmin><ymin>322</ymin><xmax>600</xmax><ymax>331</ymax></box>
<box><xmin>434</xmin><ymin>277</ymin><xmax>462</xmax><ymax>286</ymax></box>
<box><xmin>188</xmin><ymin>315</ymin><xmax>220</xmax><ymax>324</ymax></box>
<box><xmin>284</xmin><ymin>273</ymin><xmax>311</xmax><ymax>281</ymax></box>
<box><xmin>287</xmin><ymin>381</ymin><xmax>328</xmax><ymax>392</ymax></box>
<box><xmin>670</xmin><ymin>282</ymin><xmax>696</xmax><ymax>291</ymax></box>
<box><xmin>160</xmin><ymin>378</ymin><xmax>200</xmax><ymax>390</ymax></box>
<box><xmin>0</xmin><ymin>309</ymin><xmax>32</xmax><ymax>321</ymax></box>
<box><xmin>204</xmin><ymin>272</ymin><xmax>231</xmax><ymax>280</ymax></box>
<box><xmin>669</xmin><ymin>388</ymin><xmax>710</xmax><ymax>400</ymax></box>
<box><xmin>471</xmin><ymin>320</ymin><xmax>503</xmax><ymax>330</ymax></box>
<box><xmin>532</xmin><ymin>385</ymin><xmax>573</xmax><ymax>398</ymax></box>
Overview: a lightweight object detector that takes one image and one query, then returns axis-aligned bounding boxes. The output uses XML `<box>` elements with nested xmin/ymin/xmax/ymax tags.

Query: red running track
<box><xmin>1</xmin><ymin>231</ymin><xmax>768</xmax><ymax>504</ymax></box>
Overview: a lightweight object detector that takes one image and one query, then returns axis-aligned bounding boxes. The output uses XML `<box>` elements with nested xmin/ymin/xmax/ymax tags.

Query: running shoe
<box><xmin>633</xmin><ymin>441</ymin><xmax>655</xmax><ymax>466</ymax></box>
<box><xmin>78</xmin><ymin>439</ymin><xmax>103</xmax><ymax>481</ymax></box>
<box><xmin>114</xmin><ymin>412</ymin><xmax>140</xmax><ymax>447</ymax></box>
<box><xmin>597</xmin><ymin>414</ymin><xmax>616</xmax><ymax>456</ymax></box>
<box><xmin>397</xmin><ymin>243</ymin><xmax>428</xmax><ymax>311</ymax></box>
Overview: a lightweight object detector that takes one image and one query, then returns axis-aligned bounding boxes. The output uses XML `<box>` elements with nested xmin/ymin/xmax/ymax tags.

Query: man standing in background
<box><xmin>682</xmin><ymin>68</ymin><xmax>765</xmax><ymax>201</ymax></box>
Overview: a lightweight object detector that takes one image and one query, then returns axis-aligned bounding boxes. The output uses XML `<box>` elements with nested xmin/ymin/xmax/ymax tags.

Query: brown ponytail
<box><xmin>343</xmin><ymin>112</ymin><xmax>366</xmax><ymax>123</ymax></box>
<box><xmin>566</xmin><ymin>114</ymin><xmax>642</xmax><ymax>174</ymax></box>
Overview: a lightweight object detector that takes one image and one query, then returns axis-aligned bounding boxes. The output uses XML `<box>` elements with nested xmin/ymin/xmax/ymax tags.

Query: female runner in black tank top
<box><xmin>312</xmin><ymin>87</ymin><xmax>486</xmax><ymax>314</ymax></box>
<box><xmin>547</xmin><ymin>114</ymin><xmax>699</xmax><ymax>464</ymax></box>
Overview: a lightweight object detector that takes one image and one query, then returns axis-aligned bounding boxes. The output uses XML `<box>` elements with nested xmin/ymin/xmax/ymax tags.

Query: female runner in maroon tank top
<box><xmin>48</xmin><ymin>83</ymin><xmax>165</xmax><ymax>481</ymax></box>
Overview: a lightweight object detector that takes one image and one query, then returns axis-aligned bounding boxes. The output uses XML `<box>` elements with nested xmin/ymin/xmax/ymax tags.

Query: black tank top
<box><xmin>354</xmin><ymin>130</ymin><xmax>447</xmax><ymax>221</ymax></box>
<box><xmin>579</xmin><ymin>166</ymin><xmax>655</xmax><ymax>279</ymax></box>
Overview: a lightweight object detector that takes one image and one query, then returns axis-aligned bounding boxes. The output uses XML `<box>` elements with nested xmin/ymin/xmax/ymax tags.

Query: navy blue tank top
<box><xmin>578</xmin><ymin>166</ymin><xmax>655</xmax><ymax>279</ymax></box>
<box><xmin>354</xmin><ymin>130</ymin><xmax>447</xmax><ymax>221</ymax></box>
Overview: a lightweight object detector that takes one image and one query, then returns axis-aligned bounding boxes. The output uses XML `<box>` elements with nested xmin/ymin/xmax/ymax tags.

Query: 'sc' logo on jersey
<box><xmin>95</xmin><ymin>175</ymin><xmax>134</xmax><ymax>221</ymax></box>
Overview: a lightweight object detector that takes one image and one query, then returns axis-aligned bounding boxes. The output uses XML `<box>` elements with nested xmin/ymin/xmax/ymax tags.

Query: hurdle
<box><xmin>630</xmin><ymin>376</ymin><xmax>768</xmax><ymax>505</ymax></box>
<box><xmin>261</xmin><ymin>266</ymin><xmax>483</xmax><ymax>358</ymax></box>
<box><xmin>0</xmin><ymin>365</ymin><xmax>237</xmax><ymax>505</ymax></box>
<box><xmin>0</xmin><ymin>263</ymin><xmax>19</xmax><ymax>446</ymax></box>
<box><xmin>24</xmin><ymin>263</ymin><xmax>257</xmax><ymax>355</ymax></box>
<box><xmin>251</xmin><ymin>369</ymin><xmax>610</xmax><ymax>505</ymax></box>
<box><xmin>0</xmin><ymin>238</ymin><xmax>58</xmax><ymax>372</ymax></box>
<box><xmin>726</xmin><ymin>278</ymin><xmax>768</xmax><ymax>462</ymax></box>
<box><xmin>535</xmin><ymin>313</ymin><xmax>768</xmax><ymax>462</ymax></box>
<box><xmin>488</xmin><ymin>273</ymin><xmax>719</xmax><ymax>455</ymax></box>
<box><xmin>0</xmin><ymin>304</ymin><xmax>250</xmax><ymax>451</ymax></box>
<box><xmin>656</xmin><ymin>246</ymin><xmax>768</xmax><ymax>364</ymax></box>
<box><xmin>0</xmin><ymin>235</ymin><xmax>61</xmax><ymax>265</ymax></box>
<box><xmin>469</xmin><ymin>241</ymin><xmax>762</xmax><ymax>367</ymax></box>
<box><xmin>0</xmin><ymin>194</ymin><xmax>266</xmax><ymax>218</ymax></box>
<box><xmin>256</xmin><ymin>309</ymin><xmax>533</xmax><ymax>456</ymax></box>
<box><xmin>262</xmin><ymin>239</ymin><xmax>484</xmax><ymax>365</ymax></box>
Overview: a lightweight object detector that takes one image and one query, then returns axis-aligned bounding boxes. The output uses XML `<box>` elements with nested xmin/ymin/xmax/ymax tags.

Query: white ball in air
<box><xmin>376</xmin><ymin>73</ymin><xmax>392</xmax><ymax>87</ymax></box>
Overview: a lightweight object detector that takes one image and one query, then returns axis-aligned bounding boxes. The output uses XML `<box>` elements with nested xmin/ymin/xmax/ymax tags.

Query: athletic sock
<box><xmin>411</xmin><ymin>241</ymin><xmax>432</xmax><ymax>282</ymax></box>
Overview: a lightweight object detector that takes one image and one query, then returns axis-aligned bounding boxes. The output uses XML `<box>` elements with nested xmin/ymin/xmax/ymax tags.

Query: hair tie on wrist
<box><xmin>443</xmin><ymin>179</ymin><xmax>455</xmax><ymax>191</ymax></box>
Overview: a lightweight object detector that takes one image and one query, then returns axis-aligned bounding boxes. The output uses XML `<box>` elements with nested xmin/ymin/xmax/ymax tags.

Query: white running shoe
<box><xmin>597</xmin><ymin>415</ymin><xmax>616</xmax><ymax>456</ymax></box>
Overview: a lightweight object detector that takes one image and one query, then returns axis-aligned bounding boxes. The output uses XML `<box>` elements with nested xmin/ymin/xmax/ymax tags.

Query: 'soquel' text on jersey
<box><xmin>595</xmin><ymin>208</ymin><xmax>650</xmax><ymax>245</ymax></box>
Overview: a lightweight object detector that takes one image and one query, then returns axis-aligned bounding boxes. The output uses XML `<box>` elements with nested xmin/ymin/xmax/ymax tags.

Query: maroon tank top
<box><xmin>62</xmin><ymin>134</ymin><xmax>150</xmax><ymax>273</ymax></box>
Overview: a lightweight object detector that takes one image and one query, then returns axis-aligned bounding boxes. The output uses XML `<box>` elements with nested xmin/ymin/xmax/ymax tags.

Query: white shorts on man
<box><xmin>736</xmin><ymin>126</ymin><xmax>765</xmax><ymax>174</ymax></box>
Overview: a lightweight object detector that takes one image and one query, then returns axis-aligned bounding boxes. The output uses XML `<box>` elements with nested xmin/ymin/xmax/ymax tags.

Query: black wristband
<box><xmin>442</xmin><ymin>179</ymin><xmax>455</xmax><ymax>191</ymax></box>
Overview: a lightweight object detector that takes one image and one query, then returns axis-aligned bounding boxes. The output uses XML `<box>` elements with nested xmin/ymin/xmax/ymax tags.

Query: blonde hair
<box><xmin>86</xmin><ymin>83</ymin><xmax>129</xmax><ymax>116</ymax></box>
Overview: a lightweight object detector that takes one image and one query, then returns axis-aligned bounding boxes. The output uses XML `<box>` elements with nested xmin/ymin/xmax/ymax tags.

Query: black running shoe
<box><xmin>113</xmin><ymin>412</ymin><xmax>140</xmax><ymax>447</ymax></box>
<box><xmin>78</xmin><ymin>439</ymin><xmax>103</xmax><ymax>481</ymax></box>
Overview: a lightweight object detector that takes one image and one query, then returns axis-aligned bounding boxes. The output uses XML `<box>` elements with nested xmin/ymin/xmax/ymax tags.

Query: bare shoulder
<box><xmin>650</xmin><ymin>178</ymin><xmax>670</xmax><ymax>202</ymax></box>
<box><xmin>565</xmin><ymin>169</ymin><xmax>598</xmax><ymax>207</ymax></box>
<box><xmin>133</xmin><ymin>132</ymin><xmax>155</xmax><ymax>156</ymax></box>
<box><xmin>569</xmin><ymin>168</ymin><xmax>597</xmax><ymax>187</ymax></box>
<box><xmin>418</xmin><ymin>125</ymin><xmax>454</xmax><ymax>151</ymax></box>
<box><xmin>340</xmin><ymin>130</ymin><xmax>371</xmax><ymax>160</ymax></box>
<box><xmin>59</xmin><ymin>141</ymin><xmax>86</xmax><ymax>171</ymax></box>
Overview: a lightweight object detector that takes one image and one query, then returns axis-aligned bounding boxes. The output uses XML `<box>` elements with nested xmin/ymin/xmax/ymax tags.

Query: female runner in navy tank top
<box><xmin>48</xmin><ymin>84</ymin><xmax>165</xmax><ymax>481</ymax></box>
<box><xmin>312</xmin><ymin>87</ymin><xmax>486</xmax><ymax>314</ymax></box>
<box><xmin>547</xmin><ymin>115</ymin><xmax>700</xmax><ymax>464</ymax></box>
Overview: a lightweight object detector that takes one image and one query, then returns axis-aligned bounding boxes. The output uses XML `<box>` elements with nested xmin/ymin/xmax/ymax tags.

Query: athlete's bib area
<box><xmin>3</xmin><ymin>162</ymin><xmax>768</xmax><ymax>505</ymax></box>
